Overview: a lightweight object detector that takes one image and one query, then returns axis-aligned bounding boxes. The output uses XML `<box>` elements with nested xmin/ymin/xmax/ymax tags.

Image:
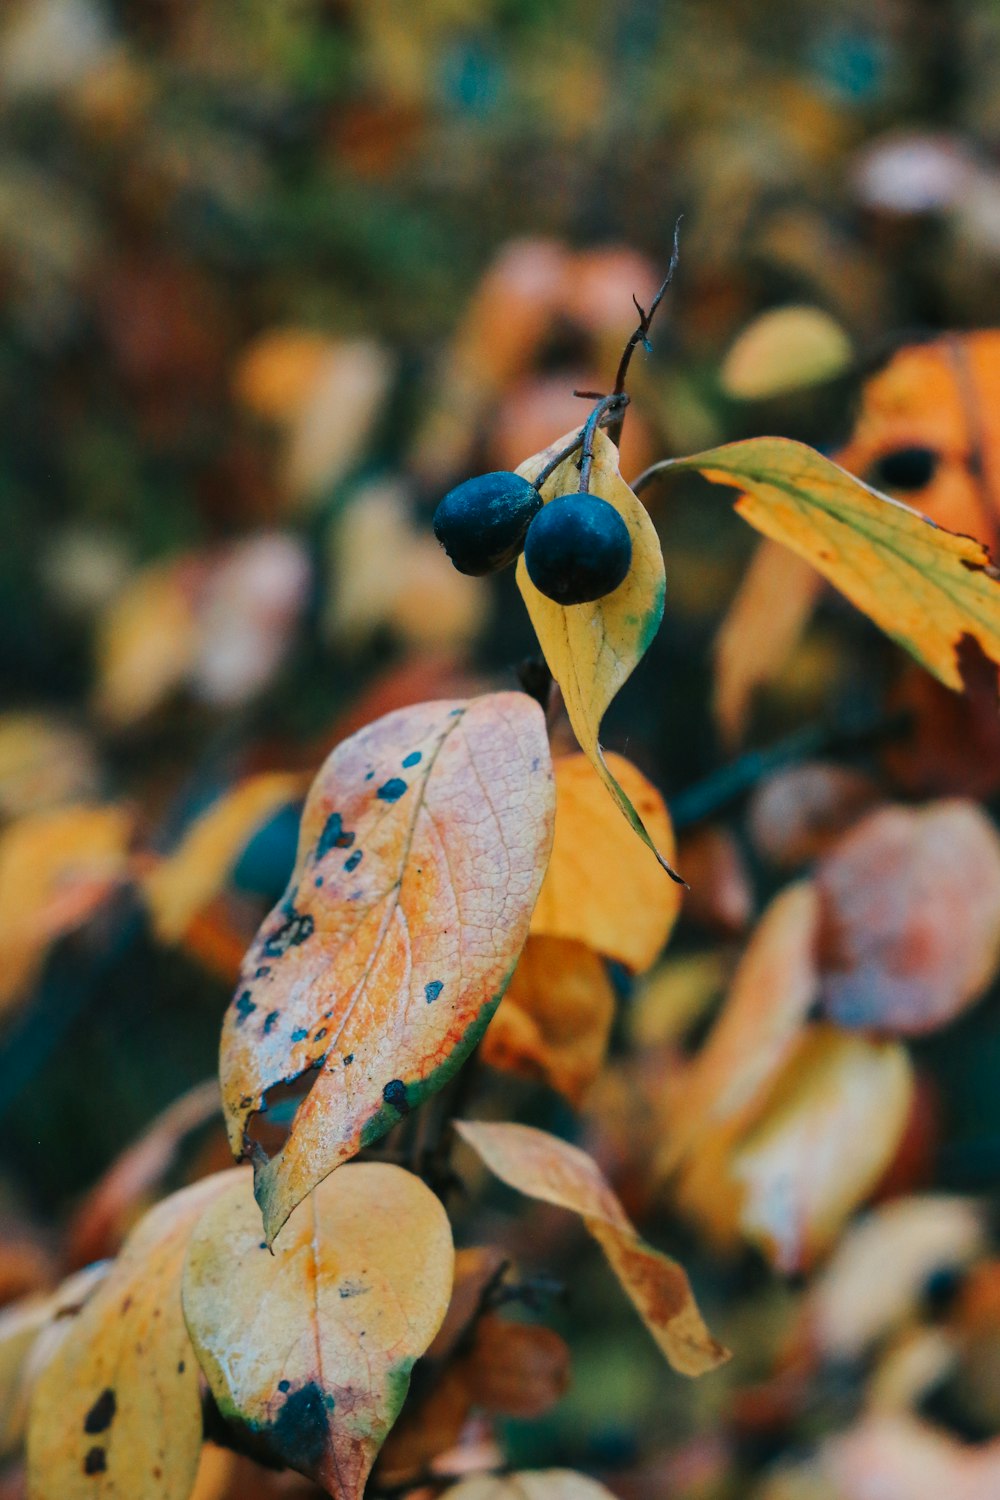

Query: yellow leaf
<box><xmin>0</xmin><ymin>712</ymin><xmax>99</xmax><ymax>820</ymax></box>
<box><xmin>530</xmin><ymin>753</ymin><xmax>681</xmax><ymax>971</ymax></box>
<box><xmin>515</xmin><ymin>429</ymin><xmax>670</xmax><ymax>874</ymax></box>
<box><xmin>720</xmin><ymin>305</ymin><xmax>853</xmax><ymax>400</ymax></box>
<box><xmin>181</xmin><ymin>1164</ymin><xmax>453</xmax><ymax>1500</ymax></box>
<box><xmin>729</xmin><ymin>1028</ymin><xmax>914</xmax><ymax>1273</ymax></box>
<box><xmin>93</xmin><ymin>558</ymin><xmax>204</xmax><ymax>728</ymax></box>
<box><xmin>455</xmin><ymin>1120</ymin><xmax>729</xmax><ymax>1377</ymax></box>
<box><xmin>482</xmin><ymin>936</ymin><xmax>615</xmax><ymax>1106</ymax></box>
<box><xmin>667</xmin><ymin>438</ymin><xmax>1000</xmax><ymax>692</ymax></box>
<box><xmin>142</xmin><ymin>774</ymin><xmax>307</xmax><ymax>944</ymax></box>
<box><xmin>220</xmin><ymin>694</ymin><xmax>555</xmax><ymax>1245</ymax></box>
<box><xmin>27</xmin><ymin>1171</ymin><xmax>245</xmax><ymax>1500</ymax></box>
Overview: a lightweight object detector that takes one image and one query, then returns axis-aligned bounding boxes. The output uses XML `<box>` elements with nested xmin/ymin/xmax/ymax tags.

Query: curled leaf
<box><xmin>531</xmin><ymin>752</ymin><xmax>680</xmax><ymax>971</ymax></box>
<box><xmin>182</xmin><ymin>1163</ymin><xmax>453</xmax><ymax>1500</ymax></box>
<box><xmin>455</xmin><ymin>1120</ymin><xmax>729</xmax><ymax>1377</ymax></box>
<box><xmin>27</xmin><ymin>1171</ymin><xmax>244</xmax><ymax>1500</ymax></box>
<box><xmin>221</xmin><ymin>694</ymin><xmax>555</xmax><ymax>1243</ymax></box>
<box><xmin>515</xmin><ymin>429</ymin><xmax>670</xmax><ymax>874</ymax></box>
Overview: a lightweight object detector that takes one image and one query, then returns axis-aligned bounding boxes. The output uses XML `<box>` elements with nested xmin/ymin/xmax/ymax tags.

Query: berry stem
<box><xmin>531</xmin><ymin>391</ymin><xmax>628</xmax><ymax>494</ymax></box>
<box><xmin>578</xmin><ymin>392</ymin><xmax>628</xmax><ymax>494</ymax></box>
<box><xmin>605</xmin><ymin>216</ymin><xmax>683</xmax><ymax>449</ymax></box>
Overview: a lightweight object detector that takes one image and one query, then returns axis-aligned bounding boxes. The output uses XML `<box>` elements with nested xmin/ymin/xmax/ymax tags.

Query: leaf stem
<box><xmin>605</xmin><ymin>216</ymin><xmax>682</xmax><ymax>449</ymax></box>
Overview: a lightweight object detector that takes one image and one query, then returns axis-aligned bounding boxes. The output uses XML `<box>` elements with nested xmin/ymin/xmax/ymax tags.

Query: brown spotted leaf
<box><xmin>221</xmin><ymin>694</ymin><xmax>554</xmax><ymax>1244</ymax></box>
<box><xmin>26</xmin><ymin>1170</ymin><xmax>245</xmax><ymax>1500</ymax></box>
<box><xmin>181</xmin><ymin>1163</ymin><xmax>453</xmax><ymax>1500</ymax></box>
<box><xmin>455</xmin><ymin>1120</ymin><xmax>728</xmax><ymax>1377</ymax></box>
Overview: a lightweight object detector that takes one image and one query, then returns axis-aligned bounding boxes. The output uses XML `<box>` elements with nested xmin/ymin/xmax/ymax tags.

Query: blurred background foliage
<box><xmin>7</xmin><ymin>1</ymin><xmax>1000</xmax><ymax>1497</ymax></box>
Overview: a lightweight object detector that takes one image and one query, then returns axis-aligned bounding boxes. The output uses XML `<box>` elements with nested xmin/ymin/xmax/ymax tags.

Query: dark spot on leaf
<box><xmin>344</xmin><ymin>1053</ymin><xmax>354</xmax><ymax>1064</ymax></box>
<box><xmin>177</xmin><ymin>1361</ymin><xmax>185</xmax><ymax>1374</ymax></box>
<box><xmin>267</xmin><ymin>1383</ymin><xmax>330</xmax><ymax>1472</ymax></box>
<box><xmin>84</xmin><ymin>1447</ymin><xmax>107</xmax><ymax>1476</ymax></box>
<box><xmin>313</xmin><ymin>1027</ymin><xmax>327</xmax><ymax>1041</ymax></box>
<box><xmin>278</xmin><ymin>1379</ymin><xmax>290</xmax><ymax>1393</ymax></box>
<box><xmin>255</xmin><ymin>965</ymin><xmax>271</xmax><ymax>979</ymax></box>
<box><xmin>317</xmin><ymin>812</ymin><xmax>356</xmax><ymax>859</ymax></box>
<box><xmin>377</xmin><ymin>777</ymin><xmax>407</xmax><ymax>803</ymax></box>
<box><xmin>402</xmin><ymin>751</ymin><xmax>422</xmax><ymax>768</ymax></box>
<box><xmin>382</xmin><ymin>1079</ymin><xmax>409</xmax><ymax>1115</ymax></box>
<box><xmin>424</xmin><ymin>980</ymin><xmax>444</xmax><ymax>1003</ymax></box>
<box><xmin>291</xmin><ymin>1028</ymin><xmax>308</xmax><ymax>1043</ymax></box>
<box><xmin>262</xmin><ymin>910</ymin><xmax>314</xmax><ymax>957</ymax></box>
<box><xmin>315</xmin><ymin>876</ymin><xmax>323</xmax><ymax>887</ymax></box>
<box><xmin>235</xmin><ymin>991</ymin><xmax>256</xmax><ymax>1025</ymax></box>
<box><xmin>365</xmin><ymin>769</ymin><xmax>374</xmax><ymax>780</ymax></box>
<box><xmin>84</xmin><ymin>1389</ymin><xmax>116</xmax><ymax>1434</ymax></box>
<box><xmin>344</xmin><ymin>849</ymin><xmax>363</xmax><ymax>872</ymax></box>
<box><xmin>263</xmin><ymin>1010</ymin><xmax>279</xmax><ymax>1034</ymax></box>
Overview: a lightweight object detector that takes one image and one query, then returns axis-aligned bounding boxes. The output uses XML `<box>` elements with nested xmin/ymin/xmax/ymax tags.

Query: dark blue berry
<box><xmin>524</xmin><ymin>494</ymin><xmax>632</xmax><ymax>605</ymax></box>
<box><xmin>433</xmin><ymin>471</ymin><xmax>542</xmax><ymax>576</ymax></box>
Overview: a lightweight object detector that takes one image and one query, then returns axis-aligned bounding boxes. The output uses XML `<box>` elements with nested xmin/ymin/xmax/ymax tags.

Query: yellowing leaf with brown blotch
<box><xmin>728</xmin><ymin>1028</ymin><xmax>914</xmax><ymax>1274</ymax></box>
<box><xmin>27</xmin><ymin>1170</ymin><xmax>245</xmax><ymax>1500</ymax></box>
<box><xmin>0</xmin><ymin>804</ymin><xmax>133</xmax><ymax>1021</ymax></box>
<box><xmin>455</xmin><ymin>1120</ymin><xmax>728</xmax><ymax>1377</ymax></box>
<box><xmin>667</xmin><ymin>438</ymin><xmax>1000</xmax><ymax>694</ymax></box>
<box><xmin>515</xmin><ymin>429</ymin><xmax>671</xmax><ymax>875</ymax></box>
<box><xmin>482</xmin><ymin>936</ymin><xmax>615</xmax><ymax>1106</ymax></box>
<box><xmin>221</xmin><ymin>694</ymin><xmax>555</xmax><ymax>1245</ymax></box>
<box><xmin>181</xmin><ymin>1163</ymin><xmax>453</xmax><ymax>1500</ymax></box>
<box><xmin>142</xmin><ymin>774</ymin><xmax>307</xmax><ymax>944</ymax></box>
<box><xmin>448</xmin><ymin>1469</ymin><xmax>619</xmax><ymax>1500</ymax></box>
<box><xmin>815</xmin><ymin>800</ymin><xmax>1000</xmax><ymax>1034</ymax></box>
<box><xmin>530</xmin><ymin>753</ymin><xmax>681</xmax><ymax>971</ymax></box>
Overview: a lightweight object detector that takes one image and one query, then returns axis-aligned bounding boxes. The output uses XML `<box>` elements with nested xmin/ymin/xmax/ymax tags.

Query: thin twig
<box><xmin>579</xmin><ymin>392</ymin><xmax>628</xmax><ymax>494</ymax></box>
<box><xmin>628</xmin><ymin>455</ymin><xmax>676</xmax><ymax>496</ymax></box>
<box><xmin>532</xmin><ymin>393</ymin><xmax>628</xmax><ymax>495</ymax></box>
<box><xmin>605</xmin><ymin>216</ymin><xmax>682</xmax><ymax>448</ymax></box>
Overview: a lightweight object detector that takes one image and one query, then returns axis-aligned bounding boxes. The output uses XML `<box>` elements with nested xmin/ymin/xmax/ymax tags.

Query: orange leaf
<box><xmin>482</xmin><ymin>936</ymin><xmax>615</xmax><ymax>1106</ymax></box>
<box><xmin>815</xmin><ymin>801</ymin><xmax>1000</xmax><ymax>1033</ymax></box>
<box><xmin>666</xmin><ymin>882</ymin><xmax>821</xmax><ymax>1170</ymax></box>
<box><xmin>455</xmin><ymin>1120</ymin><xmax>729</xmax><ymax>1377</ymax></box>
<box><xmin>0</xmin><ymin>804</ymin><xmax>133</xmax><ymax>1021</ymax></box>
<box><xmin>530</xmin><ymin>753</ymin><xmax>680</xmax><ymax>971</ymax></box>
<box><xmin>221</xmin><ymin>694</ymin><xmax>555</xmax><ymax>1244</ymax></box>
<box><xmin>27</xmin><ymin>1171</ymin><xmax>245</xmax><ymax>1500</ymax></box>
<box><xmin>181</xmin><ymin>1164</ymin><xmax>453</xmax><ymax>1500</ymax></box>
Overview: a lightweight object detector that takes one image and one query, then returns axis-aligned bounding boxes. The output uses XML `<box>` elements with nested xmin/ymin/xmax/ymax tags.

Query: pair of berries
<box><xmin>432</xmin><ymin>470</ymin><xmax>632</xmax><ymax>605</ymax></box>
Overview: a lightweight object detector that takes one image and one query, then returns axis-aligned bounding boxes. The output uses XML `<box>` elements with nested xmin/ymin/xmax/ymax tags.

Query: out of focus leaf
<box><xmin>516</xmin><ymin>430</ymin><xmax>669</xmax><ymax>873</ymax></box>
<box><xmin>284</xmin><ymin>340</ymin><xmax>395</xmax><ymax>505</ymax></box>
<box><xmin>233</xmin><ymin>329</ymin><xmax>336</xmax><ymax>424</ymax></box>
<box><xmin>27</xmin><ymin>1171</ymin><xmax>243</xmax><ymax>1500</ymax></box>
<box><xmin>0</xmin><ymin>803</ymin><xmax>133</xmax><ymax>1020</ymax></box>
<box><xmin>182</xmin><ymin>1164</ymin><xmax>453</xmax><ymax>1500</ymax></box>
<box><xmin>93</xmin><ymin>558</ymin><xmax>206</xmax><ymax>729</ymax></box>
<box><xmin>728</xmin><ymin>1028</ymin><xmax>914</xmax><ymax>1273</ymax></box>
<box><xmin>530</xmin><ymin>752</ymin><xmax>680</xmax><ymax>971</ymax></box>
<box><xmin>628</xmin><ymin>951</ymin><xmax>728</xmax><ymax>1051</ymax></box>
<box><xmin>221</xmin><ymin>695</ymin><xmax>555</xmax><ymax>1244</ymax></box>
<box><xmin>67</xmin><ymin>1081</ymin><xmax>223</xmax><ymax>1267</ymax></box>
<box><xmin>749</xmin><ymin>763</ymin><xmax>882</xmax><ymax>868</ymax></box>
<box><xmin>815</xmin><ymin>801</ymin><xmax>1000</xmax><ymax>1032</ymax></box>
<box><xmin>0</xmin><ymin>714</ymin><xmax>100</xmax><ymax>821</ymax></box>
<box><xmin>455</xmin><ymin>1120</ymin><xmax>729</xmax><ymax>1376</ymax></box>
<box><xmin>670</xmin><ymin>438</ymin><xmax>1000</xmax><ymax>696</ymax></box>
<box><xmin>713</xmin><ymin>539</ymin><xmax>822</xmax><ymax>745</ymax></box>
<box><xmin>482</xmin><ymin>936</ymin><xmax>615</xmax><ymax>1105</ymax></box>
<box><xmin>448</xmin><ymin>1474</ymin><xmax>617</xmax><ymax>1500</ymax></box>
<box><xmin>720</xmin><ymin>306</ymin><xmax>853</xmax><ymax>400</ymax></box>
<box><xmin>666</xmin><ymin>882</ymin><xmax>820</xmax><ymax>1169</ymax></box>
<box><xmin>142</xmin><ymin>775</ymin><xmax>306</xmax><ymax>945</ymax></box>
<box><xmin>674</xmin><ymin>825</ymin><xmax>753</xmax><ymax>934</ymax></box>
<box><xmin>821</xmin><ymin>1415</ymin><xmax>1000</xmax><ymax>1500</ymax></box>
<box><xmin>803</xmin><ymin>1196</ymin><xmax>986</xmax><ymax>1361</ymax></box>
